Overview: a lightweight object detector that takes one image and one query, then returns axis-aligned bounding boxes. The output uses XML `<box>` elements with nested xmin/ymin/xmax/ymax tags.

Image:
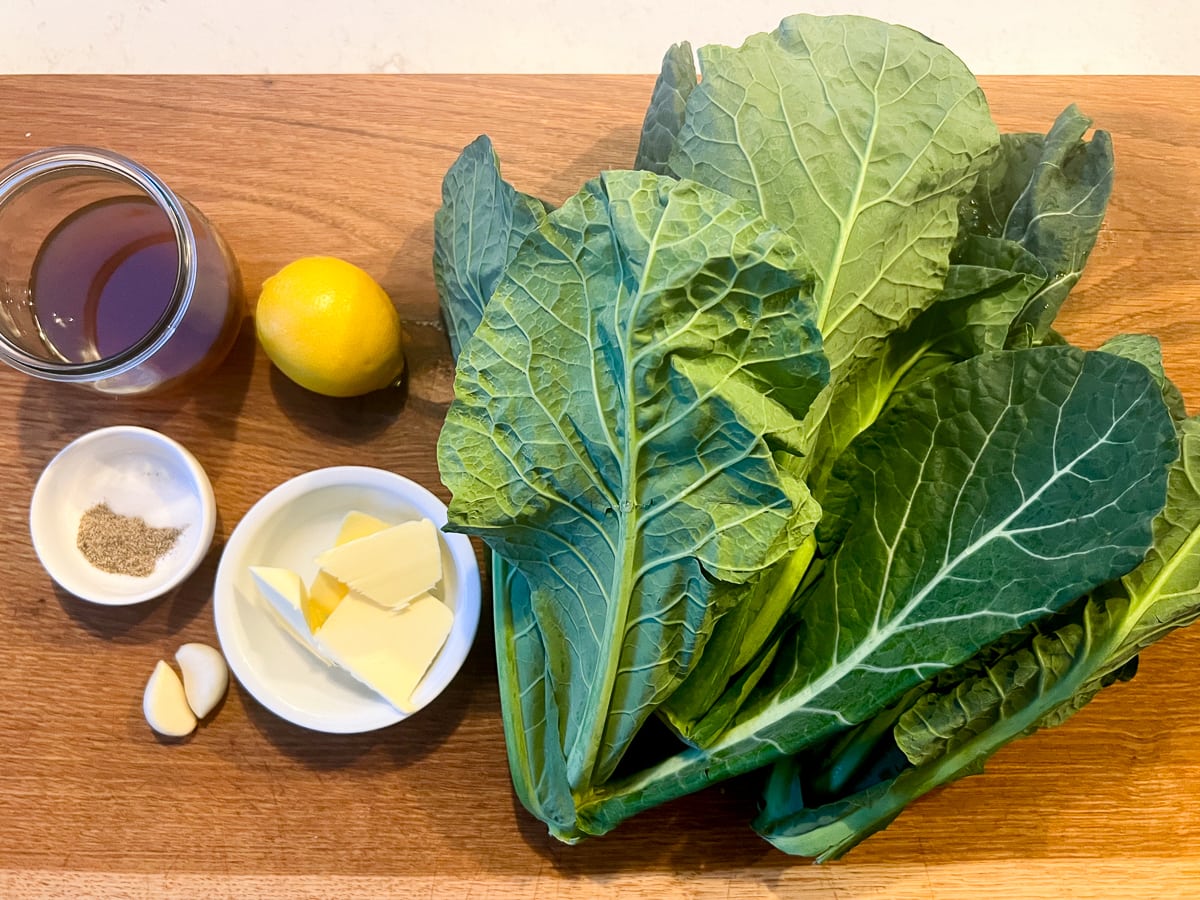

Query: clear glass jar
<box><xmin>0</xmin><ymin>147</ymin><xmax>243</xmax><ymax>395</ymax></box>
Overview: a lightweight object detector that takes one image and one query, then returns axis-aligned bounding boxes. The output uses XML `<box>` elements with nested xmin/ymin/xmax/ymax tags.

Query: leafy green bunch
<box><xmin>431</xmin><ymin>14</ymin><xmax>1197</xmax><ymax>858</ymax></box>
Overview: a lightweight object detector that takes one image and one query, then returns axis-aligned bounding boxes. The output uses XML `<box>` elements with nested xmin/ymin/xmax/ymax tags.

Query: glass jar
<box><xmin>0</xmin><ymin>147</ymin><xmax>243</xmax><ymax>395</ymax></box>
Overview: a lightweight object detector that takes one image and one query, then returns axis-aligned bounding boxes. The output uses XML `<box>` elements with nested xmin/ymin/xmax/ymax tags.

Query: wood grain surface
<box><xmin>0</xmin><ymin>74</ymin><xmax>1198</xmax><ymax>899</ymax></box>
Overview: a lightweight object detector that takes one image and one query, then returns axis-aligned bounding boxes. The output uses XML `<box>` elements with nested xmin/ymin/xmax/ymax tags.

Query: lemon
<box><xmin>255</xmin><ymin>256</ymin><xmax>406</xmax><ymax>397</ymax></box>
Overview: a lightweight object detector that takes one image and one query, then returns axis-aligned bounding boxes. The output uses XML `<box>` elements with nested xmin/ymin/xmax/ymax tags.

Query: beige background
<box><xmin>5</xmin><ymin>1</ymin><xmax>1195</xmax><ymax>74</ymax></box>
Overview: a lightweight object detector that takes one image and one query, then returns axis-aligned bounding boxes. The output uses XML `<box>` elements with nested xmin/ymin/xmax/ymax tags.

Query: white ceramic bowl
<box><xmin>29</xmin><ymin>426</ymin><xmax>217</xmax><ymax>605</ymax></box>
<box><xmin>212</xmin><ymin>466</ymin><xmax>481</xmax><ymax>733</ymax></box>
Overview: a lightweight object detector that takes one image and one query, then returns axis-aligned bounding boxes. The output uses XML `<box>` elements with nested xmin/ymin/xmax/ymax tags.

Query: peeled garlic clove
<box><xmin>175</xmin><ymin>642</ymin><xmax>229</xmax><ymax>719</ymax></box>
<box><xmin>144</xmin><ymin>660</ymin><xmax>197</xmax><ymax>737</ymax></box>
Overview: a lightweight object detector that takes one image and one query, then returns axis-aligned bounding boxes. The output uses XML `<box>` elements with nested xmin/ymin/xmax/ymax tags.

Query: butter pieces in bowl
<box><xmin>250</xmin><ymin>514</ymin><xmax>453</xmax><ymax>714</ymax></box>
<box><xmin>213</xmin><ymin>467</ymin><xmax>480</xmax><ymax>733</ymax></box>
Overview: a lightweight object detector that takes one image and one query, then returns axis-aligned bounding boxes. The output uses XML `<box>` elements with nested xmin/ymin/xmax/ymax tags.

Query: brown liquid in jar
<box><xmin>30</xmin><ymin>195</ymin><xmax>242</xmax><ymax>394</ymax></box>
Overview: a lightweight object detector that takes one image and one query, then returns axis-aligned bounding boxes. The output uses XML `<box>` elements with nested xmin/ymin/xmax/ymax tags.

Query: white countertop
<box><xmin>7</xmin><ymin>0</ymin><xmax>1196</xmax><ymax>75</ymax></box>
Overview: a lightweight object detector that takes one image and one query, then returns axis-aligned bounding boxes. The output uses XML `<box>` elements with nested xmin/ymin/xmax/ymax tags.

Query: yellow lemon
<box><xmin>255</xmin><ymin>256</ymin><xmax>406</xmax><ymax>397</ymax></box>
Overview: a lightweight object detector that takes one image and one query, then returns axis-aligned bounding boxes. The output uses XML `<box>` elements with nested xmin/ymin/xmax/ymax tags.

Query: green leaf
<box><xmin>658</xmin><ymin>531</ymin><xmax>816</xmax><ymax>744</ymax></box>
<box><xmin>432</xmin><ymin>135</ymin><xmax>550</xmax><ymax>358</ymax></box>
<box><xmin>892</xmin><ymin>604</ymin><xmax>1104</xmax><ymax>767</ymax></box>
<box><xmin>432</xmin><ymin>136</ymin><xmax>568</xmax><ymax>833</ymax></box>
<box><xmin>959</xmin><ymin>105</ymin><xmax>1114</xmax><ymax>343</ymax></box>
<box><xmin>757</xmin><ymin>754</ymin><xmax>907</xmax><ymax>860</ymax></box>
<box><xmin>756</xmin><ymin>415</ymin><xmax>1200</xmax><ymax>861</ymax></box>
<box><xmin>945</xmin><ymin>235</ymin><xmax>1048</xmax><ymax>304</ymax></box>
<box><xmin>756</xmin><ymin>598</ymin><xmax>1144</xmax><ymax>862</ymax></box>
<box><xmin>666</xmin><ymin>14</ymin><xmax>999</xmax><ymax>378</ymax></box>
<box><xmin>751</xmin><ymin>345</ymin><xmax>1175</xmax><ymax>755</ymax></box>
<box><xmin>635</xmin><ymin>42</ymin><xmax>696</xmax><ymax>175</ymax></box>
<box><xmin>806</xmin><ymin>234</ymin><xmax>1049</xmax><ymax>489</ymax></box>
<box><xmin>1082</xmin><ymin>416</ymin><xmax>1200</xmax><ymax>687</ymax></box>
<box><xmin>579</xmin><ymin>345</ymin><xmax>1176</xmax><ymax>835</ymax></box>
<box><xmin>959</xmin><ymin>133</ymin><xmax>1045</xmax><ymax>237</ymax></box>
<box><xmin>438</xmin><ymin>170</ymin><xmax>829</xmax><ymax>790</ymax></box>
<box><xmin>1100</xmin><ymin>334</ymin><xmax>1188</xmax><ymax>422</ymax></box>
<box><xmin>492</xmin><ymin>556</ymin><xmax>578</xmax><ymax>835</ymax></box>
<box><xmin>638</xmin><ymin>13</ymin><xmax>1000</xmax><ymax>743</ymax></box>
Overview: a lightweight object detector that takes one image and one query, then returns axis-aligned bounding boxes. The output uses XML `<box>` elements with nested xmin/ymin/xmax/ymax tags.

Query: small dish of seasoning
<box><xmin>29</xmin><ymin>426</ymin><xmax>216</xmax><ymax>605</ymax></box>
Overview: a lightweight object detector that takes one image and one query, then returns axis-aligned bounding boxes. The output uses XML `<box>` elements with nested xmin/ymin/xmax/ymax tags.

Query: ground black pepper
<box><xmin>76</xmin><ymin>502</ymin><xmax>184</xmax><ymax>577</ymax></box>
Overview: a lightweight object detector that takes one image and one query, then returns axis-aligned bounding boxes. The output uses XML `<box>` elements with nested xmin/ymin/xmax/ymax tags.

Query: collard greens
<box><xmin>433</xmin><ymin>12</ymin><xmax>1193</xmax><ymax>857</ymax></box>
<box><xmin>576</xmin><ymin>345</ymin><xmax>1175</xmax><ymax>835</ymax></box>
<box><xmin>439</xmin><ymin>170</ymin><xmax>828</xmax><ymax>790</ymax></box>
<box><xmin>757</xmin><ymin>410</ymin><xmax>1200</xmax><ymax>861</ymax></box>
<box><xmin>661</xmin><ymin>15</ymin><xmax>998</xmax><ymax>381</ymax></box>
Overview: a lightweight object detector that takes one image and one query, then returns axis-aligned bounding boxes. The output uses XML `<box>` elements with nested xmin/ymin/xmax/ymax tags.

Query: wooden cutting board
<box><xmin>0</xmin><ymin>74</ymin><xmax>1198</xmax><ymax>899</ymax></box>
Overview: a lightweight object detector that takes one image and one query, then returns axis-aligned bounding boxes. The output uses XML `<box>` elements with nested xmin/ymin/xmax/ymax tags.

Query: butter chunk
<box><xmin>335</xmin><ymin>510</ymin><xmax>392</xmax><ymax>544</ymax></box>
<box><xmin>313</xmin><ymin>592</ymin><xmax>454</xmax><ymax>713</ymax></box>
<box><xmin>304</xmin><ymin>571</ymin><xmax>345</xmax><ymax>634</ymax></box>
<box><xmin>314</xmin><ymin>517</ymin><xmax>442</xmax><ymax>611</ymax></box>
<box><xmin>250</xmin><ymin>566</ymin><xmax>329</xmax><ymax>664</ymax></box>
<box><xmin>304</xmin><ymin>511</ymin><xmax>391</xmax><ymax>632</ymax></box>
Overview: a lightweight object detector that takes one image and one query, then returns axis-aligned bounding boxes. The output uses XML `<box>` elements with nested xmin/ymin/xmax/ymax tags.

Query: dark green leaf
<box><xmin>751</xmin><ymin>345</ymin><xmax>1175</xmax><ymax>760</ymax></box>
<box><xmin>432</xmin><ymin>135</ymin><xmax>550</xmax><ymax>358</ymax></box>
<box><xmin>1100</xmin><ymin>334</ymin><xmax>1188</xmax><ymax>422</ymax></box>
<box><xmin>635</xmin><ymin>42</ymin><xmax>696</xmax><ymax>175</ymax></box>
<box><xmin>757</xmin><ymin>416</ymin><xmax>1200</xmax><ymax>860</ymax></box>
<box><xmin>960</xmin><ymin>106</ymin><xmax>1114</xmax><ymax>343</ymax></box>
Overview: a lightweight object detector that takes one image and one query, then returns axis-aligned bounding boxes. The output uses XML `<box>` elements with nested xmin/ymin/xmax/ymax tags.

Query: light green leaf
<box><xmin>658</xmin><ymin>530</ymin><xmax>816</xmax><ymax>744</ymax></box>
<box><xmin>797</xmin><ymin>102</ymin><xmax>1115</xmax><ymax>496</ymax></box>
<box><xmin>432</xmin><ymin>135</ymin><xmax>550</xmax><ymax>358</ymax></box>
<box><xmin>667</xmin><ymin>14</ymin><xmax>999</xmax><ymax>378</ymax></box>
<box><xmin>438</xmin><ymin>170</ymin><xmax>828</xmax><ymax>790</ymax></box>
<box><xmin>892</xmin><ymin>602</ymin><xmax>1109</xmax><ymax>767</ymax></box>
<box><xmin>807</xmin><ymin>234</ymin><xmax>1049</xmax><ymax>489</ymax></box>
<box><xmin>1085</xmin><ymin>416</ymin><xmax>1200</xmax><ymax>684</ymax></box>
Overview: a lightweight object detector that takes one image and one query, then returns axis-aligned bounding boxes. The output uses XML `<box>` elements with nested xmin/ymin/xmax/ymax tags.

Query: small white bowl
<box><xmin>29</xmin><ymin>426</ymin><xmax>217</xmax><ymax>605</ymax></box>
<box><xmin>212</xmin><ymin>466</ymin><xmax>481</xmax><ymax>734</ymax></box>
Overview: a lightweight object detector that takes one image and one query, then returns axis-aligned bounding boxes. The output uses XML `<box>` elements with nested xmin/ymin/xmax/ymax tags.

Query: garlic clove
<box><xmin>143</xmin><ymin>660</ymin><xmax>197</xmax><ymax>737</ymax></box>
<box><xmin>174</xmin><ymin>642</ymin><xmax>229</xmax><ymax>719</ymax></box>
